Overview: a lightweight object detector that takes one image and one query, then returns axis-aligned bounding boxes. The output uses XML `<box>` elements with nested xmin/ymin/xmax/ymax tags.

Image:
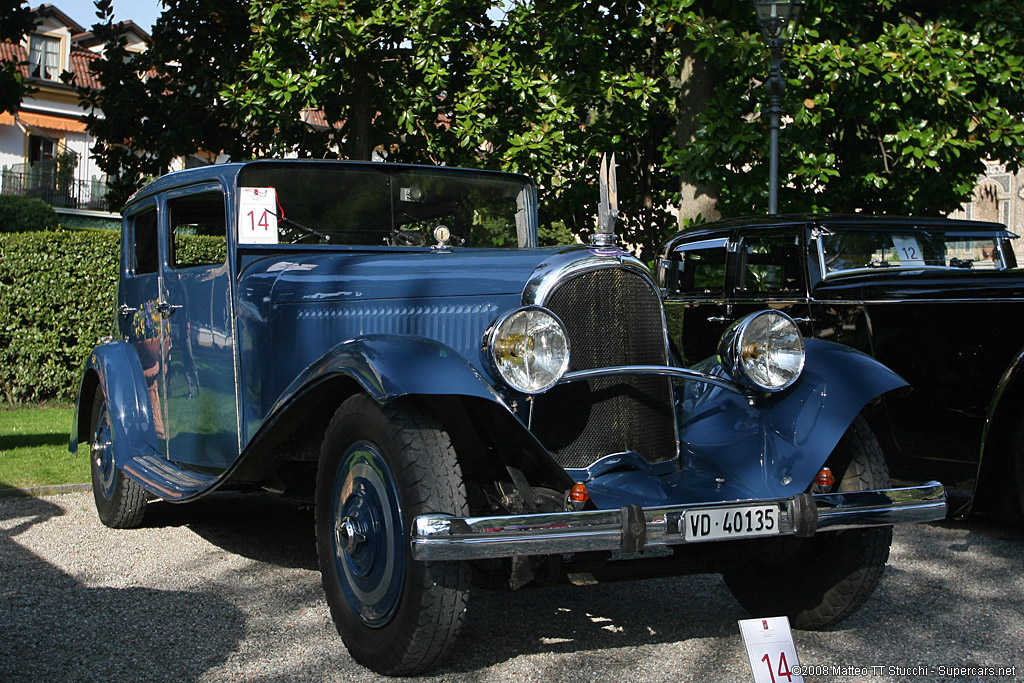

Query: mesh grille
<box><xmin>531</xmin><ymin>268</ymin><xmax>677</xmax><ymax>469</ymax></box>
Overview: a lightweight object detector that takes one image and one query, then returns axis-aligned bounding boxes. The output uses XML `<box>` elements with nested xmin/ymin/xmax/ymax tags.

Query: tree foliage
<box><xmin>82</xmin><ymin>0</ymin><xmax>1024</xmax><ymax>252</ymax></box>
<box><xmin>0</xmin><ymin>0</ymin><xmax>35</xmax><ymax>115</ymax></box>
<box><xmin>80</xmin><ymin>0</ymin><xmax>255</xmax><ymax>205</ymax></box>
<box><xmin>677</xmin><ymin>0</ymin><xmax>1024</xmax><ymax>217</ymax></box>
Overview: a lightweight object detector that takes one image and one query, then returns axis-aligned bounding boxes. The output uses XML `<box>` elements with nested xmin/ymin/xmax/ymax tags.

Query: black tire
<box><xmin>89</xmin><ymin>386</ymin><xmax>147</xmax><ymax>528</ymax></box>
<box><xmin>723</xmin><ymin>417</ymin><xmax>893</xmax><ymax>629</ymax></box>
<box><xmin>316</xmin><ymin>394</ymin><xmax>470</xmax><ymax>676</ymax></box>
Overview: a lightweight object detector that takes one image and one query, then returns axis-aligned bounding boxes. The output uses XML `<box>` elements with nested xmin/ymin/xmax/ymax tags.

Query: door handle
<box><xmin>118</xmin><ymin>303</ymin><xmax>137</xmax><ymax>316</ymax></box>
<box><xmin>706</xmin><ymin>316</ymin><xmax>733</xmax><ymax>323</ymax></box>
<box><xmin>157</xmin><ymin>301</ymin><xmax>182</xmax><ymax>316</ymax></box>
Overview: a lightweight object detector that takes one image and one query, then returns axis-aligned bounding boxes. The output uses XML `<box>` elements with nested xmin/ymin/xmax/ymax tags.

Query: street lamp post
<box><xmin>752</xmin><ymin>0</ymin><xmax>803</xmax><ymax>214</ymax></box>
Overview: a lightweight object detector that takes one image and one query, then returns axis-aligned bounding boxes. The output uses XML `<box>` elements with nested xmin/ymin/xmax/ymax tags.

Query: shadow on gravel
<box><xmin>804</xmin><ymin>518</ymin><xmax>1024</xmax><ymax>675</ymax></box>
<box><xmin>0</xmin><ymin>496</ymin><xmax>246</xmax><ymax>682</ymax></box>
<box><xmin>132</xmin><ymin>493</ymin><xmax>753</xmax><ymax>672</ymax></box>
<box><xmin>141</xmin><ymin>491</ymin><xmax>318</xmax><ymax>571</ymax></box>
<box><xmin>438</xmin><ymin>574</ymin><xmax>748</xmax><ymax>674</ymax></box>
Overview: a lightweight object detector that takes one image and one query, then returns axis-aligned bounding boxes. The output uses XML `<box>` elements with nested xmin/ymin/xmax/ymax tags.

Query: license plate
<box><xmin>682</xmin><ymin>504</ymin><xmax>780</xmax><ymax>541</ymax></box>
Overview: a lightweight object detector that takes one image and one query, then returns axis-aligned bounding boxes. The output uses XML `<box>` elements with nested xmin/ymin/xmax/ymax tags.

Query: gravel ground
<box><xmin>1</xmin><ymin>491</ymin><xmax>1022</xmax><ymax>683</ymax></box>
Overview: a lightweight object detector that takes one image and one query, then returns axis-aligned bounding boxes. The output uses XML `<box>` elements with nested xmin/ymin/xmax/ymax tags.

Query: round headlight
<box><xmin>718</xmin><ymin>310</ymin><xmax>805</xmax><ymax>392</ymax></box>
<box><xmin>486</xmin><ymin>306</ymin><xmax>570</xmax><ymax>394</ymax></box>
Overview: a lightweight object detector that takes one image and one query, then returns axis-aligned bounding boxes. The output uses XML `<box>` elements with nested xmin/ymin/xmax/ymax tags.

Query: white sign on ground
<box><xmin>739</xmin><ymin>616</ymin><xmax>804</xmax><ymax>683</ymax></box>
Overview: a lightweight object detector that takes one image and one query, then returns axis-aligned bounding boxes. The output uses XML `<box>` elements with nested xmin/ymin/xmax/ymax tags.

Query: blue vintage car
<box><xmin>71</xmin><ymin>160</ymin><xmax>945</xmax><ymax>675</ymax></box>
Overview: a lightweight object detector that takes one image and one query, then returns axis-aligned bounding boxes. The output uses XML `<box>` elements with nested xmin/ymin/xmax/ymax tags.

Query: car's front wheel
<box><xmin>316</xmin><ymin>394</ymin><xmax>470</xmax><ymax>675</ymax></box>
<box><xmin>89</xmin><ymin>385</ymin><xmax>147</xmax><ymax>528</ymax></box>
<box><xmin>723</xmin><ymin>417</ymin><xmax>893</xmax><ymax>629</ymax></box>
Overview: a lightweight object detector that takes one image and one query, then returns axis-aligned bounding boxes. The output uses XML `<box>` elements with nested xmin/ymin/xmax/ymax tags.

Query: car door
<box><xmin>159</xmin><ymin>185</ymin><xmax>239</xmax><ymax>470</ymax></box>
<box><xmin>729</xmin><ymin>229</ymin><xmax>815</xmax><ymax>339</ymax></box>
<box><xmin>119</xmin><ymin>203</ymin><xmax>166</xmax><ymax>443</ymax></box>
<box><xmin>663</xmin><ymin>237</ymin><xmax>732</xmax><ymax>365</ymax></box>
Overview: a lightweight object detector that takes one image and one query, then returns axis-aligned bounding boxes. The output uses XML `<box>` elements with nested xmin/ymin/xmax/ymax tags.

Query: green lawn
<box><xmin>0</xmin><ymin>406</ymin><xmax>89</xmax><ymax>489</ymax></box>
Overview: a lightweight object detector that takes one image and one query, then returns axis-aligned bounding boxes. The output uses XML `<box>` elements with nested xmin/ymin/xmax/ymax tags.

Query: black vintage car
<box><xmin>658</xmin><ymin>215</ymin><xmax>1024</xmax><ymax>519</ymax></box>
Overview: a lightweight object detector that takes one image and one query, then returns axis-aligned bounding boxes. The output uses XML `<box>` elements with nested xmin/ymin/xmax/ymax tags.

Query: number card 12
<box><xmin>738</xmin><ymin>616</ymin><xmax>804</xmax><ymax>683</ymax></box>
<box><xmin>239</xmin><ymin>187</ymin><xmax>279</xmax><ymax>244</ymax></box>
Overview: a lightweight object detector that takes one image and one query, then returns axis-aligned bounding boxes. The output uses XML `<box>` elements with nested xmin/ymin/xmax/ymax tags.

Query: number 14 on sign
<box><xmin>738</xmin><ymin>617</ymin><xmax>804</xmax><ymax>683</ymax></box>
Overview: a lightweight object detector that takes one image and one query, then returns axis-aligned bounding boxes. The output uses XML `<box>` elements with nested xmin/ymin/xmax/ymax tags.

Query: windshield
<box><xmin>237</xmin><ymin>163</ymin><xmax>535</xmax><ymax>248</ymax></box>
<box><xmin>818</xmin><ymin>229</ymin><xmax>1016</xmax><ymax>277</ymax></box>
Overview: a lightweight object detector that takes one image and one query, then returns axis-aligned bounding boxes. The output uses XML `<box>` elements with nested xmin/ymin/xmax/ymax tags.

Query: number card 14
<box><xmin>738</xmin><ymin>616</ymin><xmax>804</xmax><ymax>683</ymax></box>
<box><xmin>239</xmin><ymin>187</ymin><xmax>279</xmax><ymax>244</ymax></box>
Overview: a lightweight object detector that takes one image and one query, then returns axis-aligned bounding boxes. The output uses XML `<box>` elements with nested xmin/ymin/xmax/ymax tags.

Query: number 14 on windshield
<box><xmin>238</xmin><ymin>187</ymin><xmax>279</xmax><ymax>244</ymax></box>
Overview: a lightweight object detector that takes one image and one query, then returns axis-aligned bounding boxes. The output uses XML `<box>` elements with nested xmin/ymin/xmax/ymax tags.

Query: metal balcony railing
<box><xmin>0</xmin><ymin>163</ymin><xmax>110</xmax><ymax>211</ymax></box>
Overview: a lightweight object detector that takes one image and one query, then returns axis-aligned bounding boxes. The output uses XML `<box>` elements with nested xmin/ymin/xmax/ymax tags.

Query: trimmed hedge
<box><xmin>0</xmin><ymin>228</ymin><xmax>120</xmax><ymax>403</ymax></box>
<box><xmin>0</xmin><ymin>195</ymin><xmax>60</xmax><ymax>233</ymax></box>
<box><xmin>1</xmin><ymin>228</ymin><xmax>231</xmax><ymax>404</ymax></box>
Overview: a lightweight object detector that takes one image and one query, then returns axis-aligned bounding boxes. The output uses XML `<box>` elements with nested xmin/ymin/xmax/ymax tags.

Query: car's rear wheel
<box><xmin>316</xmin><ymin>394</ymin><xmax>470</xmax><ymax>675</ymax></box>
<box><xmin>723</xmin><ymin>417</ymin><xmax>892</xmax><ymax>629</ymax></box>
<box><xmin>89</xmin><ymin>386</ymin><xmax>147</xmax><ymax>528</ymax></box>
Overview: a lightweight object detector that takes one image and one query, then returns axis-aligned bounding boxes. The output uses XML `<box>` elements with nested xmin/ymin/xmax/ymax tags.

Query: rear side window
<box><xmin>132</xmin><ymin>208</ymin><xmax>158</xmax><ymax>275</ymax></box>
<box><xmin>673</xmin><ymin>238</ymin><xmax>728</xmax><ymax>296</ymax></box>
<box><xmin>168</xmin><ymin>192</ymin><xmax>228</xmax><ymax>269</ymax></box>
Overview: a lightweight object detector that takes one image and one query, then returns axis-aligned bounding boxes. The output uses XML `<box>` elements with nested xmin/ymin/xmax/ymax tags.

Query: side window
<box><xmin>133</xmin><ymin>209</ymin><xmax>159</xmax><ymax>275</ymax></box>
<box><xmin>674</xmin><ymin>241</ymin><xmax>728</xmax><ymax>296</ymax></box>
<box><xmin>168</xmin><ymin>192</ymin><xmax>228</xmax><ymax>269</ymax></box>
<box><xmin>737</xmin><ymin>232</ymin><xmax>806</xmax><ymax>295</ymax></box>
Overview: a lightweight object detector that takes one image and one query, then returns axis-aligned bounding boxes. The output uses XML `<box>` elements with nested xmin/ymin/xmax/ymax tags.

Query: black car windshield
<box><xmin>818</xmin><ymin>229</ymin><xmax>1016</xmax><ymax>277</ymax></box>
<box><xmin>237</xmin><ymin>163</ymin><xmax>534</xmax><ymax>248</ymax></box>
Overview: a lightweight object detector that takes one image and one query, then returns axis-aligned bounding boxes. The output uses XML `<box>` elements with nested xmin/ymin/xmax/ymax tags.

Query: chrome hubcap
<box><xmin>336</xmin><ymin>516</ymin><xmax>367</xmax><ymax>553</ymax></box>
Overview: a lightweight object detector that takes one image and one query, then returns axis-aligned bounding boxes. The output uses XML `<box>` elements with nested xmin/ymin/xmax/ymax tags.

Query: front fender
<box><xmin>263</xmin><ymin>334</ymin><xmax>511</xmax><ymax>426</ymax></box>
<box><xmin>69</xmin><ymin>341</ymin><xmax>160</xmax><ymax>462</ymax></box>
<box><xmin>674</xmin><ymin>339</ymin><xmax>907</xmax><ymax>501</ymax></box>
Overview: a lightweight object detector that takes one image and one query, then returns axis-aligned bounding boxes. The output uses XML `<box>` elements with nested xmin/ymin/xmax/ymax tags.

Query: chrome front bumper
<box><xmin>410</xmin><ymin>482</ymin><xmax>946</xmax><ymax>561</ymax></box>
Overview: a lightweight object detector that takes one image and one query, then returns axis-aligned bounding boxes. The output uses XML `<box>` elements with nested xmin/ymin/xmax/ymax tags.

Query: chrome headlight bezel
<box><xmin>484</xmin><ymin>306</ymin><xmax>571</xmax><ymax>395</ymax></box>
<box><xmin>718</xmin><ymin>310</ymin><xmax>805</xmax><ymax>392</ymax></box>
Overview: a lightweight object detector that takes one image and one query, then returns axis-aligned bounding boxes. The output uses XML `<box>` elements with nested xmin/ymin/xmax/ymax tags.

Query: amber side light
<box><xmin>814</xmin><ymin>467</ymin><xmax>835</xmax><ymax>487</ymax></box>
<box><xmin>569</xmin><ymin>483</ymin><xmax>590</xmax><ymax>503</ymax></box>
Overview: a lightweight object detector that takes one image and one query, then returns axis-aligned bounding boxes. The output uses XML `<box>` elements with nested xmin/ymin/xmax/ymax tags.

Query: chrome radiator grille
<box><xmin>531</xmin><ymin>268</ymin><xmax>677</xmax><ymax>469</ymax></box>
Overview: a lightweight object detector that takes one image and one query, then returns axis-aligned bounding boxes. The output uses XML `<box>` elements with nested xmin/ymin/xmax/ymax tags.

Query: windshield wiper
<box><xmin>271</xmin><ymin>211</ymin><xmax>331</xmax><ymax>243</ymax></box>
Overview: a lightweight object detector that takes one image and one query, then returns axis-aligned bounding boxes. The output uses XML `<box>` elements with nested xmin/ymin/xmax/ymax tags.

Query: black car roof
<box><xmin>668</xmin><ymin>214</ymin><xmax>1008</xmax><ymax>243</ymax></box>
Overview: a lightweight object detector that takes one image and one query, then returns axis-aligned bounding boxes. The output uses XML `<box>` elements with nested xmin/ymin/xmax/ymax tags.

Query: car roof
<box><xmin>122</xmin><ymin>159</ymin><xmax>535</xmax><ymax>212</ymax></box>
<box><xmin>670</xmin><ymin>213</ymin><xmax>1008</xmax><ymax>242</ymax></box>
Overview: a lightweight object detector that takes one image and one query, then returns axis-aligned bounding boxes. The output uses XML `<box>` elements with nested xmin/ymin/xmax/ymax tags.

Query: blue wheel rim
<box><xmin>331</xmin><ymin>441</ymin><xmax>406</xmax><ymax>628</ymax></box>
<box><xmin>92</xmin><ymin>401</ymin><xmax>116</xmax><ymax>498</ymax></box>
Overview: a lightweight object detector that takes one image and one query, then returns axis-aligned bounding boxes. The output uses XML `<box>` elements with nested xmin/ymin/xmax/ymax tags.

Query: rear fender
<box><xmin>69</xmin><ymin>342</ymin><xmax>160</xmax><ymax>462</ymax></box>
<box><xmin>972</xmin><ymin>347</ymin><xmax>1024</xmax><ymax>517</ymax></box>
<box><xmin>675</xmin><ymin>339</ymin><xmax>907</xmax><ymax>501</ymax></box>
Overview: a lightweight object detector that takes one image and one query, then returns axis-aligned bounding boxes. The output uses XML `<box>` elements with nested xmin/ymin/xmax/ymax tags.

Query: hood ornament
<box><xmin>591</xmin><ymin>153</ymin><xmax>619</xmax><ymax>247</ymax></box>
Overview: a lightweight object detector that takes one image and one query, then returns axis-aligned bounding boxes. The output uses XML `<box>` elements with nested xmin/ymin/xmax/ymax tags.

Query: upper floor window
<box><xmin>28</xmin><ymin>34</ymin><xmax>61</xmax><ymax>81</ymax></box>
<box><xmin>28</xmin><ymin>135</ymin><xmax>55</xmax><ymax>164</ymax></box>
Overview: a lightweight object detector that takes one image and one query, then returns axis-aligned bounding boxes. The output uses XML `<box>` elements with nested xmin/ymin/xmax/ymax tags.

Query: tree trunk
<box><xmin>349</xmin><ymin>57</ymin><xmax>374</xmax><ymax>161</ymax></box>
<box><xmin>676</xmin><ymin>52</ymin><xmax>720</xmax><ymax>227</ymax></box>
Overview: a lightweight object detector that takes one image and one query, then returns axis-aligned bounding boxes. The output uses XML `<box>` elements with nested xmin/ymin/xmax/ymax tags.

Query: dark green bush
<box><xmin>0</xmin><ymin>194</ymin><xmax>60</xmax><ymax>233</ymax></box>
<box><xmin>0</xmin><ymin>229</ymin><xmax>120</xmax><ymax>403</ymax></box>
<box><xmin>0</xmin><ymin>228</ymin><xmax>230</xmax><ymax>404</ymax></box>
